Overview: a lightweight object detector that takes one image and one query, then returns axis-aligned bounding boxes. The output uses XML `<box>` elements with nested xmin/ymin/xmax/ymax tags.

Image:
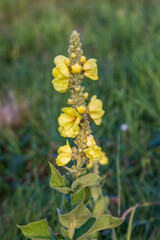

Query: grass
<box><xmin>0</xmin><ymin>0</ymin><xmax>160</xmax><ymax>239</ymax></box>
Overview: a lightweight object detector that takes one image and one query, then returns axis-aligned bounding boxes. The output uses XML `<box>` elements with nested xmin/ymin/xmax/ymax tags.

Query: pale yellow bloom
<box><xmin>56</xmin><ymin>140</ymin><xmax>72</xmax><ymax>166</ymax></box>
<box><xmin>52</xmin><ymin>55</ymin><xmax>70</xmax><ymax>93</ymax></box>
<box><xmin>54</xmin><ymin>55</ymin><xmax>66</xmax><ymax>65</ymax></box>
<box><xmin>87</xmin><ymin>152</ymin><xmax>109</xmax><ymax>169</ymax></box>
<box><xmin>72</xmin><ymin>63</ymin><xmax>82</xmax><ymax>73</ymax></box>
<box><xmin>77</xmin><ymin>106</ymin><xmax>86</xmax><ymax>114</ymax></box>
<box><xmin>83</xmin><ymin>59</ymin><xmax>98</xmax><ymax>80</ymax></box>
<box><xmin>84</xmin><ymin>92</ymin><xmax>89</xmax><ymax>99</ymax></box>
<box><xmin>86</xmin><ymin>135</ymin><xmax>96</xmax><ymax>147</ymax></box>
<box><xmin>84</xmin><ymin>145</ymin><xmax>102</xmax><ymax>161</ymax></box>
<box><xmin>80</xmin><ymin>56</ymin><xmax>86</xmax><ymax>63</ymax></box>
<box><xmin>58</xmin><ymin>107</ymin><xmax>81</xmax><ymax>138</ymax></box>
<box><xmin>99</xmin><ymin>152</ymin><xmax>109</xmax><ymax>165</ymax></box>
<box><xmin>86</xmin><ymin>159</ymin><xmax>94</xmax><ymax>169</ymax></box>
<box><xmin>88</xmin><ymin>95</ymin><xmax>105</xmax><ymax>125</ymax></box>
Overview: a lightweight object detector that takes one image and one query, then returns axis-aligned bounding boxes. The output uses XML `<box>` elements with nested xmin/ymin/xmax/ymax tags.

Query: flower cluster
<box><xmin>52</xmin><ymin>31</ymin><xmax>108</xmax><ymax>171</ymax></box>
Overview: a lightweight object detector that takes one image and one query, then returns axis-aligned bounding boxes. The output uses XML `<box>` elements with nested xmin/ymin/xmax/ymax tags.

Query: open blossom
<box><xmin>56</xmin><ymin>140</ymin><xmax>72</xmax><ymax>166</ymax></box>
<box><xmin>52</xmin><ymin>55</ymin><xmax>70</xmax><ymax>93</ymax></box>
<box><xmin>99</xmin><ymin>152</ymin><xmax>109</xmax><ymax>165</ymax></box>
<box><xmin>88</xmin><ymin>95</ymin><xmax>105</xmax><ymax>125</ymax></box>
<box><xmin>86</xmin><ymin>135</ymin><xmax>96</xmax><ymax>147</ymax></box>
<box><xmin>58</xmin><ymin>107</ymin><xmax>81</xmax><ymax>138</ymax></box>
<box><xmin>87</xmin><ymin>151</ymin><xmax>109</xmax><ymax>169</ymax></box>
<box><xmin>83</xmin><ymin>59</ymin><xmax>98</xmax><ymax>80</ymax></box>
<box><xmin>84</xmin><ymin>145</ymin><xmax>102</xmax><ymax>161</ymax></box>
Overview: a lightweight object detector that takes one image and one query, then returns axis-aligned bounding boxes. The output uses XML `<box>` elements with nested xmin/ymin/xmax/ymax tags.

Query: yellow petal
<box><xmin>84</xmin><ymin>145</ymin><xmax>102</xmax><ymax>161</ymax></box>
<box><xmin>57</xmin><ymin>64</ymin><xmax>70</xmax><ymax>78</ymax></box>
<box><xmin>83</xmin><ymin>59</ymin><xmax>97</xmax><ymax>70</ymax></box>
<box><xmin>99</xmin><ymin>152</ymin><xmax>109</xmax><ymax>165</ymax></box>
<box><xmin>52</xmin><ymin>67</ymin><xmax>60</xmax><ymax>78</ymax></box>
<box><xmin>87</xmin><ymin>159</ymin><xmax>94</xmax><ymax>169</ymax></box>
<box><xmin>88</xmin><ymin>95</ymin><xmax>105</xmax><ymax>125</ymax></box>
<box><xmin>52</xmin><ymin>77</ymin><xmax>69</xmax><ymax>93</ymax></box>
<box><xmin>58</xmin><ymin>140</ymin><xmax>72</xmax><ymax>155</ymax></box>
<box><xmin>54</xmin><ymin>55</ymin><xmax>66</xmax><ymax>65</ymax></box>
<box><xmin>86</xmin><ymin>135</ymin><xmax>96</xmax><ymax>147</ymax></box>
<box><xmin>56</xmin><ymin>153</ymin><xmax>72</xmax><ymax>166</ymax></box>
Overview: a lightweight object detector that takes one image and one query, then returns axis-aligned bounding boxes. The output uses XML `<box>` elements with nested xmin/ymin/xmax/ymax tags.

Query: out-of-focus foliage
<box><xmin>0</xmin><ymin>0</ymin><xmax>160</xmax><ymax>239</ymax></box>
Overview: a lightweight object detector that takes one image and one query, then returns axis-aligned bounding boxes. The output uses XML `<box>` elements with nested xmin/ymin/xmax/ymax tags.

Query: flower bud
<box><xmin>65</xmin><ymin>58</ymin><xmax>70</xmax><ymax>66</ymax></box>
<box><xmin>75</xmin><ymin>87</ymin><xmax>80</xmax><ymax>92</ymax></box>
<box><xmin>77</xmin><ymin>106</ymin><xmax>86</xmax><ymax>114</ymax></box>
<box><xmin>71</xmin><ymin>53</ymin><xmax>76</xmax><ymax>59</ymax></box>
<box><xmin>84</xmin><ymin>92</ymin><xmax>88</xmax><ymax>99</ymax></box>
<box><xmin>68</xmin><ymin>99</ymin><xmax>73</xmax><ymax>104</ymax></box>
<box><xmin>80</xmin><ymin>56</ymin><xmax>86</xmax><ymax>64</ymax></box>
<box><xmin>72</xmin><ymin>63</ymin><xmax>82</xmax><ymax>74</ymax></box>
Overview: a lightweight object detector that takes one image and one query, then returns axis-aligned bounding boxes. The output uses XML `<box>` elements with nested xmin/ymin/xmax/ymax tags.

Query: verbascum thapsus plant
<box><xmin>17</xmin><ymin>31</ymin><xmax>124</xmax><ymax>240</ymax></box>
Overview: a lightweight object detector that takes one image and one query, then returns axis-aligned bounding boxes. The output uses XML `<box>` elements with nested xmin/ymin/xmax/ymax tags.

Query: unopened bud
<box><xmin>65</xmin><ymin>58</ymin><xmax>70</xmax><ymax>66</ymax></box>
<box><xmin>71</xmin><ymin>53</ymin><xmax>76</xmax><ymax>59</ymax></box>
<box><xmin>77</xmin><ymin>106</ymin><xmax>86</xmax><ymax>114</ymax></box>
<box><xmin>84</xmin><ymin>92</ymin><xmax>88</xmax><ymax>99</ymax></box>
<box><xmin>68</xmin><ymin>99</ymin><xmax>73</xmax><ymax>104</ymax></box>
<box><xmin>80</xmin><ymin>56</ymin><xmax>86</xmax><ymax>64</ymax></box>
<box><xmin>72</xmin><ymin>63</ymin><xmax>82</xmax><ymax>74</ymax></box>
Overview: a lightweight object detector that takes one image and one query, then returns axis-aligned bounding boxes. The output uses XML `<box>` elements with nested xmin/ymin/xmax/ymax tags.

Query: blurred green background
<box><xmin>0</xmin><ymin>0</ymin><xmax>160</xmax><ymax>239</ymax></box>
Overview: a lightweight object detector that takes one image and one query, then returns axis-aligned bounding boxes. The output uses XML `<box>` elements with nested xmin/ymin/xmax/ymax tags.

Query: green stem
<box><xmin>116</xmin><ymin>133</ymin><xmax>121</xmax><ymax>216</ymax></box>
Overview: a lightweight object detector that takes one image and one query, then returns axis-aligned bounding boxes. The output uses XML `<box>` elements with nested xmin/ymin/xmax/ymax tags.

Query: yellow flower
<box><xmin>83</xmin><ymin>59</ymin><xmax>98</xmax><ymax>80</ymax></box>
<box><xmin>52</xmin><ymin>55</ymin><xmax>70</xmax><ymax>93</ymax></box>
<box><xmin>58</xmin><ymin>107</ymin><xmax>81</xmax><ymax>138</ymax></box>
<box><xmin>72</xmin><ymin>63</ymin><xmax>82</xmax><ymax>73</ymax></box>
<box><xmin>56</xmin><ymin>140</ymin><xmax>72</xmax><ymax>166</ymax></box>
<box><xmin>99</xmin><ymin>152</ymin><xmax>109</xmax><ymax>165</ymax></box>
<box><xmin>76</xmin><ymin>106</ymin><xmax>86</xmax><ymax>114</ymax></box>
<box><xmin>88</xmin><ymin>95</ymin><xmax>105</xmax><ymax>125</ymax></box>
<box><xmin>87</xmin><ymin>159</ymin><xmax>94</xmax><ymax>169</ymax></box>
<box><xmin>86</xmin><ymin>135</ymin><xmax>96</xmax><ymax>147</ymax></box>
<box><xmin>84</xmin><ymin>145</ymin><xmax>102</xmax><ymax>161</ymax></box>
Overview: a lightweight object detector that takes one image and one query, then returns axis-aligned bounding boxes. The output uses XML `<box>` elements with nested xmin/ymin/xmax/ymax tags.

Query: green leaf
<box><xmin>61</xmin><ymin>228</ymin><xmax>69</xmax><ymax>240</ymax></box>
<box><xmin>93</xmin><ymin>196</ymin><xmax>110</xmax><ymax>218</ymax></box>
<box><xmin>77</xmin><ymin>214</ymin><xmax>125</xmax><ymax>240</ymax></box>
<box><xmin>71</xmin><ymin>187</ymin><xmax>91</xmax><ymax>208</ymax></box>
<box><xmin>57</xmin><ymin>203</ymin><xmax>92</xmax><ymax>229</ymax></box>
<box><xmin>49</xmin><ymin>162</ymin><xmax>73</xmax><ymax>194</ymax></box>
<box><xmin>71</xmin><ymin>173</ymin><xmax>105</xmax><ymax>192</ymax></box>
<box><xmin>74</xmin><ymin>217</ymin><xmax>96</xmax><ymax>239</ymax></box>
<box><xmin>17</xmin><ymin>219</ymin><xmax>56</xmax><ymax>240</ymax></box>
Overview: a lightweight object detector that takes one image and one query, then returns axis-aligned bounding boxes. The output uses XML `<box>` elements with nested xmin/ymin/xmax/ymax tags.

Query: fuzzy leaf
<box><xmin>57</xmin><ymin>203</ymin><xmax>92</xmax><ymax>229</ymax></box>
<box><xmin>61</xmin><ymin>227</ymin><xmax>69</xmax><ymax>240</ymax></box>
<box><xmin>49</xmin><ymin>162</ymin><xmax>73</xmax><ymax>194</ymax></box>
<box><xmin>77</xmin><ymin>214</ymin><xmax>125</xmax><ymax>240</ymax></box>
<box><xmin>71</xmin><ymin>173</ymin><xmax>105</xmax><ymax>192</ymax></box>
<box><xmin>17</xmin><ymin>219</ymin><xmax>56</xmax><ymax>240</ymax></box>
<box><xmin>71</xmin><ymin>187</ymin><xmax>91</xmax><ymax>208</ymax></box>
